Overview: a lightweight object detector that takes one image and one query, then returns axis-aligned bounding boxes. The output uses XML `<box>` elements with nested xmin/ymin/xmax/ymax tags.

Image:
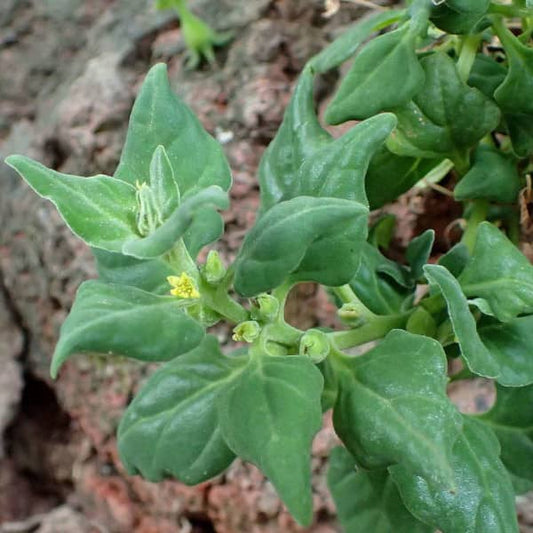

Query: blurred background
<box><xmin>1</xmin><ymin>0</ymin><xmax>532</xmax><ymax>532</ymax></box>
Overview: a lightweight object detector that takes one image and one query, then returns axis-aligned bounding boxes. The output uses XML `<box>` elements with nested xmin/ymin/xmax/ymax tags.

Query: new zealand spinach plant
<box><xmin>5</xmin><ymin>0</ymin><xmax>533</xmax><ymax>530</ymax></box>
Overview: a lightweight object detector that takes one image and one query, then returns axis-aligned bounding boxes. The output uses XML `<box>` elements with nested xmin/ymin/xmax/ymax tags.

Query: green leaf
<box><xmin>424</xmin><ymin>264</ymin><xmax>499</xmax><ymax>378</ymax></box>
<box><xmin>92</xmin><ymin>248</ymin><xmax>176</xmax><ymax>295</ymax></box>
<box><xmin>505</xmin><ymin>113</ymin><xmax>533</xmax><ymax>158</ymax></box>
<box><xmin>122</xmin><ymin>185</ymin><xmax>228</xmax><ymax>259</ymax></box>
<box><xmin>365</xmin><ymin>148</ymin><xmax>440</xmax><ymax>209</ymax></box>
<box><xmin>51</xmin><ymin>280</ymin><xmax>204</xmax><ymax>378</ymax></box>
<box><xmin>327</xmin><ymin>447</ymin><xmax>432</xmax><ymax>533</ymax></box>
<box><xmin>406</xmin><ymin>229</ymin><xmax>434</xmax><ymax>283</ymax></box>
<box><xmin>258</xmin><ymin>68</ymin><xmax>396</xmax><ymax>212</ymax></box>
<box><xmin>115</xmin><ymin>63</ymin><xmax>231</xmax><ymax>252</ymax></box>
<box><xmin>118</xmin><ymin>336</ymin><xmax>243</xmax><ymax>484</ymax></box>
<box><xmin>387</xmin><ymin>53</ymin><xmax>500</xmax><ymax>159</ymax></box>
<box><xmin>424</xmin><ymin>263</ymin><xmax>533</xmax><ymax>385</ymax></box>
<box><xmin>234</xmin><ymin>196</ymin><xmax>368</xmax><ymax>297</ymax></box>
<box><xmin>430</xmin><ymin>0</ymin><xmax>490</xmax><ymax>34</ymax></box>
<box><xmin>5</xmin><ymin>155</ymin><xmax>139</xmax><ymax>252</ymax></box>
<box><xmin>219</xmin><ymin>355</ymin><xmax>323</xmax><ymax>526</ymax></box>
<box><xmin>459</xmin><ymin>222</ymin><xmax>533</xmax><ymax>322</ymax></box>
<box><xmin>333</xmin><ymin>330</ymin><xmax>462</xmax><ymax>486</ymax></box>
<box><xmin>350</xmin><ymin>243</ymin><xmax>412</xmax><ymax>315</ymax></box>
<box><xmin>325</xmin><ymin>24</ymin><xmax>425</xmax><ymax>123</ymax></box>
<box><xmin>454</xmin><ymin>146</ymin><xmax>521</xmax><ymax>203</ymax></box>
<box><xmin>480</xmin><ymin>384</ymin><xmax>533</xmax><ymax>492</ymax></box>
<box><xmin>148</xmin><ymin>145</ymin><xmax>180</xmax><ymax>220</ymax></box>
<box><xmin>468</xmin><ymin>54</ymin><xmax>507</xmax><ymax>100</ymax></box>
<box><xmin>438</xmin><ymin>242</ymin><xmax>469</xmax><ymax>278</ymax></box>
<box><xmin>309</xmin><ymin>9</ymin><xmax>406</xmax><ymax>73</ymax></box>
<box><xmin>390</xmin><ymin>417</ymin><xmax>518</xmax><ymax>533</ymax></box>
<box><xmin>494</xmin><ymin>24</ymin><xmax>533</xmax><ymax>116</ymax></box>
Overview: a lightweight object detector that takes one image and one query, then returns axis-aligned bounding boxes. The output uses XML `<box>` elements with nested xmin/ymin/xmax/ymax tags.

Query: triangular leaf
<box><xmin>333</xmin><ymin>330</ymin><xmax>462</xmax><ymax>487</ymax></box>
<box><xmin>51</xmin><ymin>280</ymin><xmax>204</xmax><ymax>378</ymax></box>
<box><xmin>219</xmin><ymin>355</ymin><xmax>323</xmax><ymax>526</ymax></box>
<box><xmin>118</xmin><ymin>336</ymin><xmax>243</xmax><ymax>484</ymax></box>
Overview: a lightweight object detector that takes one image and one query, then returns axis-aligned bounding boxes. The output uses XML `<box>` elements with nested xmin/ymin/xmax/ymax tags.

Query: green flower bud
<box><xmin>251</xmin><ymin>294</ymin><xmax>279</xmax><ymax>322</ymax></box>
<box><xmin>337</xmin><ymin>303</ymin><xmax>366</xmax><ymax>326</ymax></box>
<box><xmin>300</xmin><ymin>329</ymin><xmax>330</xmax><ymax>363</ymax></box>
<box><xmin>203</xmin><ymin>250</ymin><xmax>226</xmax><ymax>285</ymax></box>
<box><xmin>232</xmin><ymin>321</ymin><xmax>261</xmax><ymax>343</ymax></box>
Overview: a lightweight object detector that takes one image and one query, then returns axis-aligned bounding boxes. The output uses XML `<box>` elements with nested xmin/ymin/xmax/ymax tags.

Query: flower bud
<box><xmin>251</xmin><ymin>294</ymin><xmax>279</xmax><ymax>322</ymax></box>
<box><xmin>203</xmin><ymin>250</ymin><xmax>226</xmax><ymax>285</ymax></box>
<box><xmin>300</xmin><ymin>329</ymin><xmax>330</xmax><ymax>363</ymax></box>
<box><xmin>232</xmin><ymin>321</ymin><xmax>261</xmax><ymax>343</ymax></box>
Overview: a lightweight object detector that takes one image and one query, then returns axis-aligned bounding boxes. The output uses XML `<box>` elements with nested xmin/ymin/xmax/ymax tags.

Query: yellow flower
<box><xmin>167</xmin><ymin>273</ymin><xmax>200</xmax><ymax>299</ymax></box>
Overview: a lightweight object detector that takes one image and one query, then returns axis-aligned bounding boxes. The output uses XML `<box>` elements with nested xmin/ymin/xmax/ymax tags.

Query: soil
<box><xmin>0</xmin><ymin>1</ymin><xmax>532</xmax><ymax>532</ymax></box>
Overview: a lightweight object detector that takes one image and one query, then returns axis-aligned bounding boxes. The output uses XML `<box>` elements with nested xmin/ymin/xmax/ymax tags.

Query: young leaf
<box><xmin>327</xmin><ymin>447</ymin><xmax>432</xmax><ymax>533</ymax></box>
<box><xmin>118</xmin><ymin>336</ymin><xmax>244</xmax><ymax>484</ymax></box>
<box><xmin>494</xmin><ymin>24</ymin><xmax>533</xmax><ymax>116</ymax></box>
<box><xmin>350</xmin><ymin>243</ymin><xmax>412</xmax><ymax>315</ymax></box>
<box><xmin>454</xmin><ymin>146</ymin><xmax>521</xmax><ymax>203</ymax></box>
<box><xmin>480</xmin><ymin>384</ymin><xmax>533</xmax><ymax>491</ymax></box>
<box><xmin>387</xmin><ymin>53</ymin><xmax>501</xmax><ymax>159</ymax></box>
<box><xmin>114</xmin><ymin>63</ymin><xmax>231</xmax><ymax>252</ymax></box>
<box><xmin>406</xmin><ymin>229</ymin><xmax>435</xmax><ymax>283</ymax></box>
<box><xmin>5</xmin><ymin>155</ymin><xmax>139</xmax><ymax>252</ymax></box>
<box><xmin>325</xmin><ymin>24</ymin><xmax>424</xmax><ymax>123</ymax></box>
<box><xmin>92</xmin><ymin>248</ymin><xmax>177</xmax><ymax>295</ymax></box>
<box><xmin>122</xmin><ymin>185</ymin><xmax>228</xmax><ymax>259</ymax></box>
<box><xmin>458</xmin><ymin>222</ymin><xmax>533</xmax><ymax>322</ymax></box>
<box><xmin>333</xmin><ymin>330</ymin><xmax>462</xmax><ymax>487</ymax></box>
<box><xmin>309</xmin><ymin>9</ymin><xmax>406</xmax><ymax>73</ymax></box>
<box><xmin>430</xmin><ymin>0</ymin><xmax>490</xmax><ymax>34</ymax></box>
<box><xmin>234</xmin><ymin>196</ymin><xmax>368</xmax><ymax>297</ymax></box>
<box><xmin>51</xmin><ymin>280</ymin><xmax>205</xmax><ymax>378</ymax></box>
<box><xmin>390</xmin><ymin>417</ymin><xmax>518</xmax><ymax>533</ymax></box>
<box><xmin>148</xmin><ymin>145</ymin><xmax>180</xmax><ymax>221</ymax></box>
<box><xmin>438</xmin><ymin>242</ymin><xmax>469</xmax><ymax>278</ymax></box>
<box><xmin>219</xmin><ymin>355</ymin><xmax>323</xmax><ymax>526</ymax></box>
<box><xmin>258</xmin><ymin>68</ymin><xmax>396</xmax><ymax>212</ymax></box>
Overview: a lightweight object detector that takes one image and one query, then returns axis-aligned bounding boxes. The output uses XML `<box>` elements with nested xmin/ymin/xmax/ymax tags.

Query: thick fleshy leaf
<box><xmin>494</xmin><ymin>24</ymin><xmax>533</xmax><ymax>116</ymax></box>
<box><xmin>51</xmin><ymin>280</ymin><xmax>204</xmax><ymax>378</ymax></box>
<box><xmin>327</xmin><ymin>447</ymin><xmax>432</xmax><ymax>533</ymax></box>
<box><xmin>92</xmin><ymin>248</ymin><xmax>176</xmax><ymax>295</ymax></box>
<box><xmin>454</xmin><ymin>146</ymin><xmax>521</xmax><ymax>203</ymax></box>
<box><xmin>365</xmin><ymin>147</ymin><xmax>440</xmax><ymax>209</ymax></box>
<box><xmin>480</xmin><ymin>384</ymin><xmax>533</xmax><ymax>491</ymax></box>
<box><xmin>309</xmin><ymin>9</ymin><xmax>405</xmax><ymax>73</ymax></box>
<box><xmin>234</xmin><ymin>196</ymin><xmax>368</xmax><ymax>297</ymax></box>
<box><xmin>350</xmin><ymin>243</ymin><xmax>412</xmax><ymax>315</ymax></box>
<box><xmin>468</xmin><ymin>54</ymin><xmax>507</xmax><ymax>100</ymax></box>
<box><xmin>430</xmin><ymin>0</ymin><xmax>490</xmax><ymax>34</ymax></box>
<box><xmin>219</xmin><ymin>355</ymin><xmax>323</xmax><ymax>526</ymax></box>
<box><xmin>122</xmin><ymin>186</ymin><xmax>228</xmax><ymax>259</ymax></box>
<box><xmin>458</xmin><ymin>222</ymin><xmax>533</xmax><ymax>322</ymax></box>
<box><xmin>118</xmin><ymin>336</ymin><xmax>244</xmax><ymax>484</ymax></box>
<box><xmin>114</xmin><ymin>63</ymin><xmax>231</xmax><ymax>252</ymax></box>
<box><xmin>333</xmin><ymin>330</ymin><xmax>462</xmax><ymax>487</ymax></box>
<box><xmin>325</xmin><ymin>24</ymin><xmax>424</xmax><ymax>123</ymax></box>
<box><xmin>115</xmin><ymin>63</ymin><xmax>231</xmax><ymax>194</ymax></box>
<box><xmin>406</xmin><ymin>229</ymin><xmax>434</xmax><ymax>283</ymax></box>
<box><xmin>387</xmin><ymin>53</ymin><xmax>500</xmax><ymax>159</ymax></box>
<box><xmin>5</xmin><ymin>155</ymin><xmax>138</xmax><ymax>252</ymax></box>
<box><xmin>424</xmin><ymin>264</ymin><xmax>499</xmax><ymax>379</ymax></box>
<box><xmin>391</xmin><ymin>417</ymin><xmax>518</xmax><ymax>533</ymax></box>
<box><xmin>258</xmin><ymin>68</ymin><xmax>396</xmax><ymax>212</ymax></box>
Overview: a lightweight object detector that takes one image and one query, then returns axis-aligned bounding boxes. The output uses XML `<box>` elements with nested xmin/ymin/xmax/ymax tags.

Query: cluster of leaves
<box><xmin>5</xmin><ymin>0</ymin><xmax>533</xmax><ymax>530</ymax></box>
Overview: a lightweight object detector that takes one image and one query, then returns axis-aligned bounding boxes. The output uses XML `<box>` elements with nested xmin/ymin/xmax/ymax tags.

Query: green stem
<box><xmin>489</xmin><ymin>3</ymin><xmax>531</xmax><ymax>18</ymax></box>
<box><xmin>329</xmin><ymin>312</ymin><xmax>410</xmax><ymax>350</ymax></box>
<box><xmin>456</xmin><ymin>34</ymin><xmax>482</xmax><ymax>83</ymax></box>
<box><xmin>334</xmin><ymin>285</ymin><xmax>377</xmax><ymax>321</ymax></box>
<box><xmin>461</xmin><ymin>199</ymin><xmax>489</xmax><ymax>253</ymax></box>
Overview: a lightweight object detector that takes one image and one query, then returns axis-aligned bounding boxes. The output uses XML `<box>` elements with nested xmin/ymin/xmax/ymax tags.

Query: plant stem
<box><xmin>334</xmin><ymin>285</ymin><xmax>377</xmax><ymax>321</ymax></box>
<box><xmin>456</xmin><ymin>34</ymin><xmax>482</xmax><ymax>83</ymax></box>
<box><xmin>461</xmin><ymin>199</ymin><xmax>489</xmax><ymax>253</ymax></box>
<box><xmin>329</xmin><ymin>312</ymin><xmax>410</xmax><ymax>350</ymax></box>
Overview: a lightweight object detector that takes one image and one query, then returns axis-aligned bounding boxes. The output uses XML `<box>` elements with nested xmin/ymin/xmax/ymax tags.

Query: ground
<box><xmin>0</xmin><ymin>1</ymin><xmax>532</xmax><ymax>532</ymax></box>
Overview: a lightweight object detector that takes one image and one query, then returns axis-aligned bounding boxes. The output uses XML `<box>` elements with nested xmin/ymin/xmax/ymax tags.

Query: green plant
<box><xmin>5</xmin><ymin>0</ymin><xmax>533</xmax><ymax>530</ymax></box>
<box><xmin>155</xmin><ymin>0</ymin><xmax>233</xmax><ymax>69</ymax></box>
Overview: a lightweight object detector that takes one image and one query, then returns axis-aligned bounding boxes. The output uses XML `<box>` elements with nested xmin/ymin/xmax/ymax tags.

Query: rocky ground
<box><xmin>1</xmin><ymin>1</ymin><xmax>532</xmax><ymax>532</ymax></box>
